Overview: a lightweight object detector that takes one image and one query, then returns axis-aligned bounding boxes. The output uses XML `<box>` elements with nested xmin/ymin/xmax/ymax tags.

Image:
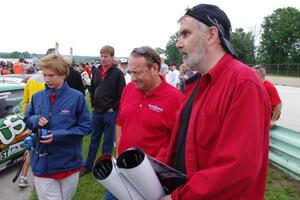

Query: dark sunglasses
<box><xmin>131</xmin><ymin>47</ymin><xmax>160</xmax><ymax>66</ymax></box>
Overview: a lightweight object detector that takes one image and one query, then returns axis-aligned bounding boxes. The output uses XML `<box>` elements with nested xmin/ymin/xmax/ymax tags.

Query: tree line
<box><xmin>2</xmin><ymin>7</ymin><xmax>299</xmax><ymax>67</ymax></box>
<box><xmin>160</xmin><ymin>7</ymin><xmax>300</xmax><ymax>67</ymax></box>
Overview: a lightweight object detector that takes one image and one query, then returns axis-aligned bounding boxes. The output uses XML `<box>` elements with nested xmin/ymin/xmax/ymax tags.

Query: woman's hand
<box><xmin>38</xmin><ymin>116</ymin><xmax>49</xmax><ymax>127</ymax></box>
<box><xmin>40</xmin><ymin>133</ymin><xmax>53</xmax><ymax>144</ymax></box>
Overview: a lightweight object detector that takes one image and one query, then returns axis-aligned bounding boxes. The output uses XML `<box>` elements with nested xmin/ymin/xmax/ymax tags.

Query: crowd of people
<box><xmin>4</xmin><ymin>3</ymin><xmax>284</xmax><ymax>200</ymax></box>
<box><xmin>0</xmin><ymin>58</ymin><xmax>40</xmax><ymax>75</ymax></box>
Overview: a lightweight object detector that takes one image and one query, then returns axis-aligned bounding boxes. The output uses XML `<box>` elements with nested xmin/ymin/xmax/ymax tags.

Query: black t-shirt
<box><xmin>175</xmin><ymin>80</ymin><xmax>200</xmax><ymax>174</ymax></box>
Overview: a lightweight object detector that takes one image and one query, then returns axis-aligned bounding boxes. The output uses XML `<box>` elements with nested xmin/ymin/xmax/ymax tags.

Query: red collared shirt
<box><xmin>117</xmin><ymin>77</ymin><xmax>184</xmax><ymax>157</ymax></box>
<box><xmin>263</xmin><ymin>80</ymin><xmax>281</xmax><ymax>108</ymax></box>
<box><xmin>165</xmin><ymin>54</ymin><xmax>271</xmax><ymax>200</ymax></box>
<box><xmin>100</xmin><ymin>64</ymin><xmax>113</xmax><ymax>79</ymax></box>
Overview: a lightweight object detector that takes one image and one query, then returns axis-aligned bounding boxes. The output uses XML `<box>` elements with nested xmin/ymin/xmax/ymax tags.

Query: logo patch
<box><xmin>148</xmin><ymin>104</ymin><xmax>163</xmax><ymax>113</ymax></box>
<box><xmin>60</xmin><ymin>109</ymin><xmax>71</xmax><ymax>115</ymax></box>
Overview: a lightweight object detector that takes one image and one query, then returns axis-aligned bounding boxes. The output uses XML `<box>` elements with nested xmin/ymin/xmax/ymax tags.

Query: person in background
<box><xmin>104</xmin><ymin>47</ymin><xmax>184</xmax><ymax>200</ymax></box>
<box><xmin>166</xmin><ymin>62</ymin><xmax>180</xmax><ymax>88</ymax></box>
<box><xmin>254</xmin><ymin>65</ymin><xmax>282</xmax><ymax>128</ymax></box>
<box><xmin>13</xmin><ymin>58</ymin><xmax>25</xmax><ymax>74</ymax></box>
<box><xmin>160</xmin><ymin>4</ymin><xmax>271</xmax><ymax>200</ymax></box>
<box><xmin>7</xmin><ymin>61</ymin><xmax>14</xmax><ymax>74</ymax></box>
<box><xmin>0</xmin><ymin>61</ymin><xmax>11</xmax><ymax>74</ymax></box>
<box><xmin>18</xmin><ymin>71</ymin><xmax>45</xmax><ymax>188</ymax></box>
<box><xmin>66</xmin><ymin>62</ymin><xmax>85</xmax><ymax>95</ymax></box>
<box><xmin>78</xmin><ymin>63</ymin><xmax>91</xmax><ymax>94</ymax></box>
<box><xmin>159</xmin><ymin>55</ymin><xmax>169</xmax><ymax>79</ymax></box>
<box><xmin>85</xmin><ymin>62</ymin><xmax>92</xmax><ymax>78</ymax></box>
<box><xmin>178</xmin><ymin>64</ymin><xmax>194</xmax><ymax>93</ymax></box>
<box><xmin>117</xmin><ymin>46</ymin><xmax>184</xmax><ymax>157</ymax></box>
<box><xmin>81</xmin><ymin>45</ymin><xmax>125</xmax><ymax>176</ymax></box>
<box><xmin>24</xmin><ymin>53</ymin><xmax>91</xmax><ymax>200</ymax></box>
<box><xmin>118</xmin><ymin>58</ymin><xmax>131</xmax><ymax>84</ymax></box>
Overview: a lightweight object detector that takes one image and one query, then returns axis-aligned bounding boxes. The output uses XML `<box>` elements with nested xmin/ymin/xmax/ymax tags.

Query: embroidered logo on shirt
<box><xmin>60</xmin><ymin>109</ymin><xmax>71</xmax><ymax>115</ymax></box>
<box><xmin>148</xmin><ymin>104</ymin><xmax>163</xmax><ymax>112</ymax></box>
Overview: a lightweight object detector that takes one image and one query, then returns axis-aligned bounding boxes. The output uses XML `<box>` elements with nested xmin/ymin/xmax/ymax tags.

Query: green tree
<box><xmin>165</xmin><ymin>33</ymin><xmax>182</xmax><ymax>66</ymax></box>
<box><xmin>9</xmin><ymin>51</ymin><xmax>23</xmax><ymax>58</ymax></box>
<box><xmin>155</xmin><ymin>47</ymin><xmax>165</xmax><ymax>56</ymax></box>
<box><xmin>22</xmin><ymin>51</ymin><xmax>32</xmax><ymax>58</ymax></box>
<box><xmin>231</xmin><ymin>28</ymin><xmax>256</xmax><ymax>65</ymax></box>
<box><xmin>258</xmin><ymin>7</ymin><xmax>300</xmax><ymax>63</ymax></box>
<box><xmin>46</xmin><ymin>48</ymin><xmax>55</xmax><ymax>55</ymax></box>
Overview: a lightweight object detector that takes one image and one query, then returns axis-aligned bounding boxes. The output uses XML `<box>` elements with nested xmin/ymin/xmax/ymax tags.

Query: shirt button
<box><xmin>139</xmin><ymin>104</ymin><xmax>142</xmax><ymax>107</ymax></box>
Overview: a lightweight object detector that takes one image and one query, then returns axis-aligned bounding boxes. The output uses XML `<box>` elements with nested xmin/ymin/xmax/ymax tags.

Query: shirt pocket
<box><xmin>195</xmin><ymin>112</ymin><xmax>223</xmax><ymax>150</ymax></box>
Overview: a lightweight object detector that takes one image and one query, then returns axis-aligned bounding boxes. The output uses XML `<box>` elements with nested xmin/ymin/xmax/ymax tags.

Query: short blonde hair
<box><xmin>39</xmin><ymin>53</ymin><xmax>70</xmax><ymax>76</ymax></box>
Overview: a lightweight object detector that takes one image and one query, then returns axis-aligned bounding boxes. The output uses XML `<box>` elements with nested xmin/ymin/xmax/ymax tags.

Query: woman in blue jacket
<box><xmin>24</xmin><ymin>53</ymin><xmax>91</xmax><ymax>200</ymax></box>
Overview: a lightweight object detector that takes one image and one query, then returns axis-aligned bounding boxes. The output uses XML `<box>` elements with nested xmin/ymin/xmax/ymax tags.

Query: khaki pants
<box><xmin>34</xmin><ymin>172</ymin><xmax>79</xmax><ymax>200</ymax></box>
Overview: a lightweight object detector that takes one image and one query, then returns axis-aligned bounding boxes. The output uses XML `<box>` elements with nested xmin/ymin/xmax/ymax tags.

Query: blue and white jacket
<box><xmin>24</xmin><ymin>82</ymin><xmax>91</xmax><ymax>175</ymax></box>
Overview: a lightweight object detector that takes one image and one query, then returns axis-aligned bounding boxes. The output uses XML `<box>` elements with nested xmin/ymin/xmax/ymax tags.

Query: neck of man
<box><xmin>103</xmin><ymin>64</ymin><xmax>111</xmax><ymax>71</ymax></box>
<box><xmin>200</xmin><ymin>49</ymin><xmax>225</xmax><ymax>75</ymax></box>
<box><xmin>144</xmin><ymin>76</ymin><xmax>162</xmax><ymax>94</ymax></box>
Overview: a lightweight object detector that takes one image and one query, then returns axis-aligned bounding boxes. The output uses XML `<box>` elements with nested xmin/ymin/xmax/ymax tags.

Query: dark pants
<box><xmin>84</xmin><ymin>110</ymin><xmax>117</xmax><ymax>172</ymax></box>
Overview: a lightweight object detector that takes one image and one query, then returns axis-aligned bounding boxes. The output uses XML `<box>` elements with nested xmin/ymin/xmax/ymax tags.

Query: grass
<box><xmin>265</xmin><ymin>165</ymin><xmax>300</xmax><ymax>200</ymax></box>
<box><xmin>30</xmin><ymin>95</ymin><xmax>300</xmax><ymax>200</ymax></box>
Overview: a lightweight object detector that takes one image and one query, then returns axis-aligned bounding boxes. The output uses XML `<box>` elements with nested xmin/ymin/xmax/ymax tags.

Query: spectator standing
<box><xmin>105</xmin><ymin>47</ymin><xmax>184</xmax><ymax>200</ymax></box>
<box><xmin>160</xmin><ymin>4</ymin><xmax>271</xmax><ymax>200</ymax></box>
<box><xmin>81</xmin><ymin>45</ymin><xmax>125</xmax><ymax>176</ymax></box>
<box><xmin>178</xmin><ymin>64</ymin><xmax>194</xmax><ymax>92</ymax></box>
<box><xmin>13</xmin><ymin>58</ymin><xmax>25</xmax><ymax>74</ymax></box>
<box><xmin>254</xmin><ymin>65</ymin><xmax>282</xmax><ymax>127</ymax></box>
<box><xmin>24</xmin><ymin>53</ymin><xmax>91</xmax><ymax>200</ymax></box>
<box><xmin>117</xmin><ymin>46</ymin><xmax>184</xmax><ymax>156</ymax></box>
<box><xmin>66</xmin><ymin>63</ymin><xmax>85</xmax><ymax>95</ymax></box>
<box><xmin>78</xmin><ymin>63</ymin><xmax>91</xmax><ymax>93</ymax></box>
<box><xmin>18</xmin><ymin>71</ymin><xmax>45</xmax><ymax>188</ymax></box>
<box><xmin>159</xmin><ymin>55</ymin><xmax>169</xmax><ymax>79</ymax></box>
<box><xmin>118</xmin><ymin>58</ymin><xmax>131</xmax><ymax>84</ymax></box>
<box><xmin>166</xmin><ymin>62</ymin><xmax>180</xmax><ymax>88</ymax></box>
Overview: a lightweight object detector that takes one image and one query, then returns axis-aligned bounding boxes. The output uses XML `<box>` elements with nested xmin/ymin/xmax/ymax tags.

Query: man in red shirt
<box><xmin>254</xmin><ymin>65</ymin><xmax>282</xmax><ymax>128</ymax></box>
<box><xmin>160</xmin><ymin>4</ymin><xmax>271</xmax><ymax>200</ymax></box>
<box><xmin>116</xmin><ymin>46</ymin><xmax>184</xmax><ymax>157</ymax></box>
<box><xmin>100</xmin><ymin>46</ymin><xmax>184</xmax><ymax>200</ymax></box>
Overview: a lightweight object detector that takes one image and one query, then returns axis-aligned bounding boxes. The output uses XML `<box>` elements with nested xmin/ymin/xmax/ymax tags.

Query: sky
<box><xmin>1</xmin><ymin>0</ymin><xmax>300</xmax><ymax>57</ymax></box>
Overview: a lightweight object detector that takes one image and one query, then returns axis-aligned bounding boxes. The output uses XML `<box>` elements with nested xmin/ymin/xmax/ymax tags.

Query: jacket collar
<box><xmin>45</xmin><ymin>81</ymin><xmax>69</xmax><ymax>97</ymax></box>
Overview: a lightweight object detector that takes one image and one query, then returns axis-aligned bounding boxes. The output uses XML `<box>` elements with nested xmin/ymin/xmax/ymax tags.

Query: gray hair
<box><xmin>253</xmin><ymin>65</ymin><xmax>266</xmax><ymax>78</ymax></box>
<box><xmin>178</xmin><ymin>15</ymin><xmax>210</xmax><ymax>35</ymax></box>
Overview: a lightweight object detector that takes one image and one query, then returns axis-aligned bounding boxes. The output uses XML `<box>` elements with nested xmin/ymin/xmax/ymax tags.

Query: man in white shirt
<box><xmin>119</xmin><ymin>58</ymin><xmax>131</xmax><ymax>84</ymax></box>
<box><xmin>166</xmin><ymin>62</ymin><xmax>180</xmax><ymax>88</ymax></box>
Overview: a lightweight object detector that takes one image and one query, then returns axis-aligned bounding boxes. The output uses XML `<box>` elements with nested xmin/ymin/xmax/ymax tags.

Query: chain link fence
<box><xmin>265</xmin><ymin>64</ymin><xmax>300</xmax><ymax>77</ymax></box>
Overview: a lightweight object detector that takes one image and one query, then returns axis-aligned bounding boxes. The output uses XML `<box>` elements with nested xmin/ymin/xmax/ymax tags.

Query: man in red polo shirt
<box><xmin>160</xmin><ymin>4</ymin><xmax>271</xmax><ymax>200</ymax></box>
<box><xmin>254</xmin><ymin>65</ymin><xmax>282</xmax><ymax>128</ymax></box>
<box><xmin>99</xmin><ymin>46</ymin><xmax>184</xmax><ymax>200</ymax></box>
<box><xmin>116</xmin><ymin>46</ymin><xmax>184</xmax><ymax>157</ymax></box>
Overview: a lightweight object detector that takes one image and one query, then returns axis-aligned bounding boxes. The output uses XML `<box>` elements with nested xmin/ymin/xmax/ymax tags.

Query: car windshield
<box><xmin>0</xmin><ymin>90</ymin><xmax>23</xmax><ymax>118</ymax></box>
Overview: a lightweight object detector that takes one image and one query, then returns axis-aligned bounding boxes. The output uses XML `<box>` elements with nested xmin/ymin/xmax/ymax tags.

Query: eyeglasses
<box><xmin>131</xmin><ymin>47</ymin><xmax>160</xmax><ymax>66</ymax></box>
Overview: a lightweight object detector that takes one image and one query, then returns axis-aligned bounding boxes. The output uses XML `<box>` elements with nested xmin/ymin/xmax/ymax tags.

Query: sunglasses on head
<box><xmin>131</xmin><ymin>47</ymin><xmax>160</xmax><ymax>66</ymax></box>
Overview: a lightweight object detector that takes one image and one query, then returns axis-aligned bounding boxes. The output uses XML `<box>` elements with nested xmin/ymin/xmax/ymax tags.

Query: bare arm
<box><xmin>115</xmin><ymin>125</ymin><xmax>122</xmax><ymax>157</ymax></box>
<box><xmin>271</xmin><ymin>103</ymin><xmax>282</xmax><ymax>127</ymax></box>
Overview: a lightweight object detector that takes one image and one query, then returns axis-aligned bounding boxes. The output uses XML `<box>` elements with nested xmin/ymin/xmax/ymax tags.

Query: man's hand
<box><xmin>270</xmin><ymin>119</ymin><xmax>276</xmax><ymax>128</ymax></box>
<box><xmin>108</xmin><ymin>108</ymin><xmax>114</xmax><ymax>112</ymax></box>
<box><xmin>160</xmin><ymin>195</ymin><xmax>172</xmax><ymax>200</ymax></box>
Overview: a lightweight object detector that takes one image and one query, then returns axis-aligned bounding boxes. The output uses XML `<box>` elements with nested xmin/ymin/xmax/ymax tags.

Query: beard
<box><xmin>181</xmin><ymin>40</ymin><xmax>206</xmax><ymax>72</ymax></box>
